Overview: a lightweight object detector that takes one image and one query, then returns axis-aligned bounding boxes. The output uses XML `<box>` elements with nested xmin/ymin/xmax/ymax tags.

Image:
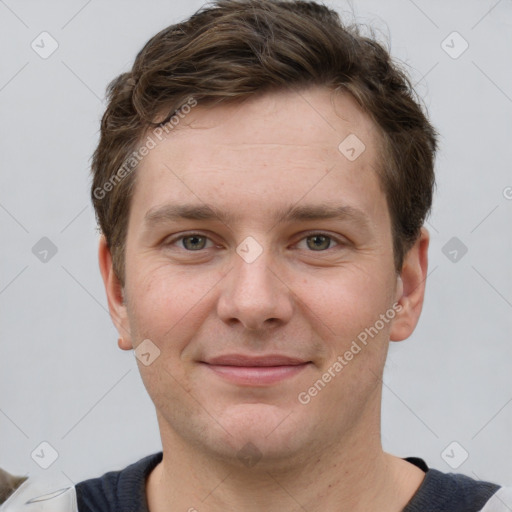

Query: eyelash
<box><xmin>164</xmin><ymin>231</ymin><xmax>346</xmax><ymax>252</ymax></box>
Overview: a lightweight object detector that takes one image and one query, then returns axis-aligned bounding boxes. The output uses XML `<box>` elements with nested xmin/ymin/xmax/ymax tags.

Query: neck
<box><xmin>146</xmin><ymin>412</ymin><xmax>425</xmax><ymax>512</ymax></box>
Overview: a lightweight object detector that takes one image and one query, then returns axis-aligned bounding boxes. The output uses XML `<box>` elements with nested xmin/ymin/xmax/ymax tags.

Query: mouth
<box><xmin>200</xmin><ymin>354</ymin><xmax>313</xmax><ymax>386</ymax></box>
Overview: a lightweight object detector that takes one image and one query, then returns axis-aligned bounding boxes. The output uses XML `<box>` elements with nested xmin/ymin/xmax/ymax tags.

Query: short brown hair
<box><xmin>91</xmin><ymin>0</ymin><xmax>437</xmax><ymax>285</ymax></box>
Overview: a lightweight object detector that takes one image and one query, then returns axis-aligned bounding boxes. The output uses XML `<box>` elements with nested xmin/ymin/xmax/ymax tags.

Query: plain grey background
<box><xmin>1</xmin><ymin>0</ymin><xmax>511</xmax><ymax>491</ymax></box>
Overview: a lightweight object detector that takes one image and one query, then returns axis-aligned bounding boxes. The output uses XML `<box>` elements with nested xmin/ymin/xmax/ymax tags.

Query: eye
<box><xmin>164</xmin><ymin>231</ymin><xmax>346</xmax><ymax>253</ymax></box>
<box><xmin>166</xmin><ymin>233</ymin><xmax>214</xmax><ymax>251</ymax></box>
<box><xmin>296</xmin><ymin>233</ymin><xmax>342</xmax><ymax>251</ymax></box>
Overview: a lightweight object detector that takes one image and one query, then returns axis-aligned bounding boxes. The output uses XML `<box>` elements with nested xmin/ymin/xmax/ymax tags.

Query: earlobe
<box><xmin>118</xmin><ymin>337</ymin><xmax>132</xmax><ymax>350</ymax></box>
<box><xmin>390</xmin><ymin>228</ymin><xmax>430</xmax><ymax>342</ymax></box>
<box><xmin>98</xmin><ymin>235</ymin><xmax>133</xmax><ymax>350</ymax></box>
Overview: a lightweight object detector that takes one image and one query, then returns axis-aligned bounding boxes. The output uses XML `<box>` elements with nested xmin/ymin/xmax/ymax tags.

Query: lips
<box><xmin>204</xmin><ymin>354</ymin><xmax>310</xmax><ymax>367</ymax></box>
<box><xmin>200</xmin><ymin>354</ymin><xmax>312</xmax><ymax>386</ymax></box>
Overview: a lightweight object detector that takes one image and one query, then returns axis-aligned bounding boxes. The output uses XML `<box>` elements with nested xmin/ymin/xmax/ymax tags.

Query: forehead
<box><xmin>131</xmin><ymin>86</ymin><xmax>386</xmax><ymax>225</ymax></box>
<box><xmin>158</xmin><ymin>87</ymin><xmax>379</xmax><ymax>161</ymax></box>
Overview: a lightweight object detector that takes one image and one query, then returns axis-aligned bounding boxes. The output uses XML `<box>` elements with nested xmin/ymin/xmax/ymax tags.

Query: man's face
<box><xmin>105</xmin><ymin>87</ymin><xmax>413</xmax><ymax>465</ymax></box>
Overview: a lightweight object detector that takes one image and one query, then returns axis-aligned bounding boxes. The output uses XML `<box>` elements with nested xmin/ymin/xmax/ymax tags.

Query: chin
<box><xmin>208</xmin><ymin>402</ymin><xmax>313</xmax><ymax>463</ymax></box>
<box><xmin>158</xmin><ymin>395</ymin><xmax>321</xmax><ymax>469</ymax></box>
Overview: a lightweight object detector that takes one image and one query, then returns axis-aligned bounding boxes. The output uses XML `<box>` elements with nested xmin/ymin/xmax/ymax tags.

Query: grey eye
<box><xmin>182</xmin><ymin>235</ymin><xmax>208</xmax><ymax>250</ymax></box>
<box><xmin>306</xmin><ymin>234</ymin><xmax>332</xmax><ymax>251</ymax></box>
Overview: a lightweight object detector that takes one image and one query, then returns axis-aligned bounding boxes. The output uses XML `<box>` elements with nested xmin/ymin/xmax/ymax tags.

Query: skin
<box><xmin>99</xmin><ymin>86</ymin><xmax>430</xmax><ymax>511</ymax></box>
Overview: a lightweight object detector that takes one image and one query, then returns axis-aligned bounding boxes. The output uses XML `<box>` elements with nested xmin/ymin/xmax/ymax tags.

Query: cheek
<box><xmin>124</xmin><ymin>266</ymin><xmax>222</xmax><ymax>400</ymax></box>
<box><xmin>125</xmin><ymin>262</ymin><xmax>224</xmax><ymax>346</ymax></box>
<box><xmin>299</xmin><ymin>270</ymin><xmax>396</xmax><ymax>396</ymax></box>
<box><xmin>301</xmin><ymin>265</ymin><xmax>395</xmax><ymax>339</ymax></box>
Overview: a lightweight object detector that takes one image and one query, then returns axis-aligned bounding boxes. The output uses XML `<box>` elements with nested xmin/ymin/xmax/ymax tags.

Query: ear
<box><xmin>390</xmin><ymin>227</ymin><xmax>429</xmax><ymax>342</ymax></box>
<box><xmin>98</xmin><ymin>235</ymin><xmax>133</xmax><ymax>350</ymax></box>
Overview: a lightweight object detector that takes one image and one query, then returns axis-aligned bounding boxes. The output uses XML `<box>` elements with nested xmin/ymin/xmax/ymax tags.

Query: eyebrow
<box><xmin>144</xmin><ymin>203</ymin><xmax>371</xmax><ymax>230</ymax></box>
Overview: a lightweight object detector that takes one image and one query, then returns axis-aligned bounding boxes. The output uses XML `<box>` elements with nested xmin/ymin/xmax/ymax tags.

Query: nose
<box><xmin>216</xmin><ymin>245</ymin><xmax>294</xmax><ymax>331</ymax></box>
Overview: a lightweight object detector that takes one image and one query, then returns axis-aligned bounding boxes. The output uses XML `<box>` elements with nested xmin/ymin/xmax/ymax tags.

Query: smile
<box><xmin>200</xmin><ymin>354</ymin><xmax>312</xmax><ymax>386</ymax></box>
